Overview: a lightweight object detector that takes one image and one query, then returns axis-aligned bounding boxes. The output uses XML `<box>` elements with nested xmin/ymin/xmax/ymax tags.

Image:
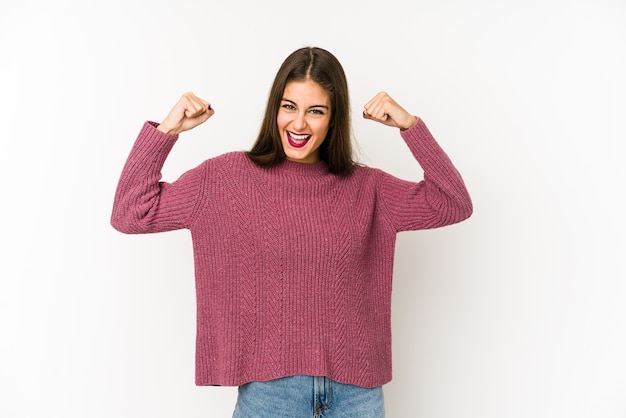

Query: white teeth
<box><xmin>289</xmin><ymin>132</ymin><xmax>310</xmax><ymax>140</ymax></box>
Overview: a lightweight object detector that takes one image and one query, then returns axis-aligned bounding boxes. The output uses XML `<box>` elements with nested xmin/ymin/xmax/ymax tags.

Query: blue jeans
<box><xmin>232</xmin><ymin>375</ymin><xmax>385</xmax><ymax>417</ymax></box>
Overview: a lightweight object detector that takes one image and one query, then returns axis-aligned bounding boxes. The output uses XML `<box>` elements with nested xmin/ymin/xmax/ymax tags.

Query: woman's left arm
<box><xmin>364</xmin><ymin>92</ymin><xmax>473</xmax><ymax>231</ymax></box>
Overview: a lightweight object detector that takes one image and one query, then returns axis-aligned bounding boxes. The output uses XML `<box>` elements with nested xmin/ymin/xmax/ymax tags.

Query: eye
<box><xmin>281</xmin><ymin>103</ymin><xmax>296</xmax><ymax>111</ymax></box>
<box><xmin>309</xmin><ymin>108</ymin><xmax>326</xmax><ymax>115</ymax></box>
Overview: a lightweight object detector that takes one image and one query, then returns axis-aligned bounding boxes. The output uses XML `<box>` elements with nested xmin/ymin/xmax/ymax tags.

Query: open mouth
<box><xmin>286</xmin><ymin>131</ymin><xmax>311</xmax><ymax>148</ymax></box>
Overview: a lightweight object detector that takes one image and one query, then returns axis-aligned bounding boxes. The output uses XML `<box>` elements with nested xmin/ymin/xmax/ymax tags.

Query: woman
<box><xmin>111</xmin><ymin>46</ymin><xmax>472</xmax><ymax>417</ymax></box>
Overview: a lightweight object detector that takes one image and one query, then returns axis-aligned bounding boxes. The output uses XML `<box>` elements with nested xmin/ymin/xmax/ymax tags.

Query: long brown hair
<box><xmin>246</xmin><ymin>47</ymin><xmax>355</xmax><ymax>175</ymax></box>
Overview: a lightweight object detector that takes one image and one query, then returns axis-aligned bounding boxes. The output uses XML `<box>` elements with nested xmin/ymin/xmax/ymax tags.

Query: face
<box><xmin>277</xmin><ymin>79</ymin><xmax>331</xmax><ymax>164</ymax></box>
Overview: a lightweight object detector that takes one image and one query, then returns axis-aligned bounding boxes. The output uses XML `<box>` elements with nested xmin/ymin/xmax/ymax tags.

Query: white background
<box><xmin>1</xmin><ymin>0</ymin><xmax>625</xmax><ymax>417</ymax></box>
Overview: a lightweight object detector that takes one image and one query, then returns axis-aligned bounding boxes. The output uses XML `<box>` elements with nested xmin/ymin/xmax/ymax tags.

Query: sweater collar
<box><xmin>272</xmin><ymin>158</ymin><xmax>330</xmax><ymax>177</ymax></box>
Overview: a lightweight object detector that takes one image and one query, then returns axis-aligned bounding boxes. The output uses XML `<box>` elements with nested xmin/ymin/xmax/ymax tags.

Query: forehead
<box><xmin>282</xmin><ymin>79</ymin><xmax>330</xmax><ymax>105</ymax></box>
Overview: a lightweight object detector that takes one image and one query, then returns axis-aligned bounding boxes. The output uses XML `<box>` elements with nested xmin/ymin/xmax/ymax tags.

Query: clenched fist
<box><xmin>157</xmin><ymin>92</ymin><xmax>215</xmax><ymax>136</ymax></box>
<box><xmin>362</xmin><ymin>92</ymin><xmax>417</xmax><ymax>131</ymax></box>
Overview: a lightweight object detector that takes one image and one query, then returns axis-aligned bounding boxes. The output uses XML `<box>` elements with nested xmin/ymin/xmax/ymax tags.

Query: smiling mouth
<box><xmin>287</xmin><ymin>131</ymin><xmax>311</xmax><ymax>148</ymax></box>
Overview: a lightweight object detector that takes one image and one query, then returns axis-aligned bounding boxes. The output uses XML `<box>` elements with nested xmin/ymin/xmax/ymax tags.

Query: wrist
<box><xmin>156</xmin><ymin>123</ymin><xmax>179</xmax><ymax>136</ymax></box>
<box><xmin>400</xmin><ymin>116</ymin><xmax>418</xmax><ymax>131</ymax></box>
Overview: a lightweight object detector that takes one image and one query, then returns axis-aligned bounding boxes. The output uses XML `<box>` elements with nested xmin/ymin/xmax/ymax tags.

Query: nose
<box><xmin>293</xmin><ymin>111</ymin><xmax>308</xmax><ymax>131</ymax></box>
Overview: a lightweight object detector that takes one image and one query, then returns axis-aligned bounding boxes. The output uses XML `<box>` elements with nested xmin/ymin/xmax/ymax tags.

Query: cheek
<box><xmin>314</xmin><ymin>119</ymin><xmax>331</xmax><ymax>137</ymax></box>
<box><xmin>276</xmin><ymin>113</ymin><xmax>286</xmax><ymax>130</ymax></box>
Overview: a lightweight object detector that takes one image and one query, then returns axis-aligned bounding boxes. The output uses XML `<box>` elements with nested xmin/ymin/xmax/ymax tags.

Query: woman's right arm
<box><xmin>110</xmin><ymin>93</ymin><xmax>214</xmax><ymax>234</ymax></box>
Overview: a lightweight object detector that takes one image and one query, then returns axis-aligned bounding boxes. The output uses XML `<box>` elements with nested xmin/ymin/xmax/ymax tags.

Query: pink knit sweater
<box><xmin>111</xmin><ymin>119</ymin><xmax>472</xmax><ymax>388</ymax></box>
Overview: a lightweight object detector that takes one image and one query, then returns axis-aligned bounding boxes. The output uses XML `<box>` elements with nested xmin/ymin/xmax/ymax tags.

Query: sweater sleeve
<box><xmin>110</xmin><ymin>121</ymin><xmax>206</xmax><ymax>234</ymax></box>
<box><xmin>379</xmin><ymin>118</ymin><xmax>473</xmax><ymax>232</ymax></box>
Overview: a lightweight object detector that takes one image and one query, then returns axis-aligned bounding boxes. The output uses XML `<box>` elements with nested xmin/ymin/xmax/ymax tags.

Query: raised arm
<box><xmin>111</xmin><ymin>92</ymin><xmax>215</xmax><ymax>234</ymax></box>
<box><xmin>363</xmin><ymin>92</ymin><xmax>473</xmax><ymax>231</ymax></box>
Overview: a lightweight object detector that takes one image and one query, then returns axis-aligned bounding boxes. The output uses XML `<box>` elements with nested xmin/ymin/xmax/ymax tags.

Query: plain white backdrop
<box><xmin>1</xmin><ymin>0</ymin><xmax>625</xmax><ymax>417</ymax></box>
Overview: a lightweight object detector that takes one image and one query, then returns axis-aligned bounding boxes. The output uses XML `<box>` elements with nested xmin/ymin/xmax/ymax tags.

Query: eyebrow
<box><xmin>281</xmin><ymin>98</ymin><xmax>330</xmax><ymax>110</ymax></box>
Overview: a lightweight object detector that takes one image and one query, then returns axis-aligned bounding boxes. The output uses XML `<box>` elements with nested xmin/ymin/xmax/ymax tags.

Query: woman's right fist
<box><xmin>157</xmin><ymin>92</ymin><xmax>214</xmax><ymax>135</ymax></box>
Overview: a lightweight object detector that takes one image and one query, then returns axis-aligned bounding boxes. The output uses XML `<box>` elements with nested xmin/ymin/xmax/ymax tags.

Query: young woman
<box><xmin>111</xmin><ymin>46</ymin><xmax>473</xmax><ymax>417</ymax></box>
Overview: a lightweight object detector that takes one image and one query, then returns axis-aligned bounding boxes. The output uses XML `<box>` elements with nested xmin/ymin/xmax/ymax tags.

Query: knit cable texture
<box><xmin>111</xmin><ymin>119</ymin><xmax>472</xmax><ymax>388</ymax></box>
